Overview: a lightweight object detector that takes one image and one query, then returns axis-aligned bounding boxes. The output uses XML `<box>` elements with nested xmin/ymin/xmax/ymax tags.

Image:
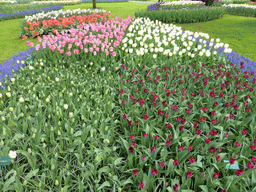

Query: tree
<box><xmin>93</xmin><ymin>0</ymin><xmax>96</xmax><ymax>9</ymax></box>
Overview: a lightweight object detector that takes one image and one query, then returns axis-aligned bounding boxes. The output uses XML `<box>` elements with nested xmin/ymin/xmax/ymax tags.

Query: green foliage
<box><xmin>135</xmin><ymin>6</ymin><xmax>225</xmax><ymax>24</ymax></box>
<box><xmin>225</xmin><ymin>6</ymin><xmax>256</xmax><ymax>17</ymax></box>
<box><xmin>233</xmin><ymin>0</ymin><xmax>251</xmax><ymax>4</ymax></box>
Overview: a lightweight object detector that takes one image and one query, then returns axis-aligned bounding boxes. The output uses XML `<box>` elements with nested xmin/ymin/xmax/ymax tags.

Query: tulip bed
<box><xmin>20</xmin><ymin>9</ymin><xmax>112</xmax><ymax>39</ymax></box>
<box><xmin>1</xmin><ymin>2</ymin><xmax>256</xmax><ymax>192</ymax></box>
<box><xmin>223</xmin><ymin>4</ymin><xmax>256</xmax><ymax>17</ymax></box>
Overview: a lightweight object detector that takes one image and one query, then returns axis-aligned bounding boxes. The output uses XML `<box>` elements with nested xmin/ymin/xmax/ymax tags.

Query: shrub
<box><xmin>223</xmin><ymin>4</ymin><xmax>256</xmax><ymax>17</ymax></box>
<box><xmin>135</xmin><ymin>6</ymin><xmax>225</xmax><ymax>23</ymax></box>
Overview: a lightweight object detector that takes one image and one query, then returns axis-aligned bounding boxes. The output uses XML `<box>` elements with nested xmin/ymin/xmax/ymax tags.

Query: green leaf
<box><xmin>25</xmin><ymin>169</ymin><xmax>39</xmax><ymax>180</ymax></box>
<box><xmin>73</xmin><ymin>131</ymin><xmax>82</xmax><ymax>137</ymax></box>
<box><xmin>97</xmin><ymin>181</ymin><xmax>111</xmax><ymax>190</ymax></box>
<box><xmin>199</xmin><ymin>185</ymin><xmax>208</xmax><ymax>192</ymax></box>
<box><xmin>120</xmin><ymin>178</ymin><xmax>133</xmax><ymax>185</ymax></box>
<box><xmin>3</xmin><ymin>175</ymin><xmax>15</xmax><ymax>191</ymax></box>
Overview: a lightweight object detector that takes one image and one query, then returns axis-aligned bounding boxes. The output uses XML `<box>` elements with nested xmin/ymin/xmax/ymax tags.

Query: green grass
<box><xmin>0</xmin><ymin>3</ymin><xmax>256</xmax><ymax>64</ymax></box>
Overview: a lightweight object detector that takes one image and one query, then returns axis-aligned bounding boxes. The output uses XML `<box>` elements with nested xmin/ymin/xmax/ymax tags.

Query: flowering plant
<box><xmin>21</xmin><ymin>12</ymin><xmax>112</xmax><ymax>38</ymax></box>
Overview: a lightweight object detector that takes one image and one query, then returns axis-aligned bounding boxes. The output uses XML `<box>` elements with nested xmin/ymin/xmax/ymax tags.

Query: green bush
<box><xmin>135</xmin><ymin>6</ymin><xmax>225</xmax><ymax>23</ymax></box>
<box><xmin>225</xmin><ymin>6</ymin><xmax>256</xmax><ymax>17</ymax></box>
<box><xmin>233</xmin><ymin>0</ymin><xmax>250</xmax><ymax>4</ymax></box>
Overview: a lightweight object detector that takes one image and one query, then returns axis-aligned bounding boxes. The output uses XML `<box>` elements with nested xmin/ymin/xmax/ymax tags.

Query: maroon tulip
<box><xmin>247</xmin><ymin>162</ymin><xmax>255</xmax><ymax>169</ymax></box>
<box><xmin>159</xmin><ymin>162</ymin><xmax>165</xmax><ymax>167</ymax></box>
<box><xmin>242</xmin><ymin>129</ymin><xmax>248</xmax><ymax>135</ymax></box>
<box><xmin>151</xmin><ymin>146</ymin><xmax>156</xmax><ymax>153</ymax></box>
<box><xmin>128</xmin><ymin>120</ymin><xmax>132</xmax><ymax>126</ymax></box>
<box><xmin>129</xmin><ymin>135</ymin><xmax>134</xmax><ymax>140</ymax></box>
<box><xmin>206</xmin><ymin>138</ymin><xmax>211</xmax><ymax>144</ymax></box>
<box><xmin>195</xmin><ymin>129</ymin><xmax>202</xmax><ymax>135</ymax></box>
<box><xmin>236</xmin><ymin>170</ymin><xmax>244</xmax><ymax>176</ymax></box>
<box><xmin>213</xmin><ymin>172</ymin><xmax>219</xmax><ymax>179</ymax></box>
<box><xmin>143</xmin><ymin>133</ymin><xmax>148</xmax><ymax>138</ymax></box>
<box><xmin>129</xmin><ymin>146</ymin><xmax>134</xmax><ymax>153</ymax></box>
<box><xmin>212</xmin><ymin>119</ymin><xmax>217</xmax><ymax>124</ymax></box>
<box><xmin>166</xmin><ymin>140</ymin><xmax>171</xmax><ymax>147</ymax></box>
<box><xmin>135</xmin><ymin>121</ymin><xmax>138</xmax><ymax>125</ymax></box>
<box><xmin>187</xmin><ymin>171</ymin><xmax>193</xmax><ymax>178</ymax></box>
<box><xmin>143</xmin><ymin>114</ymin><xmax>149</xmax><ymax>120</ymax></box>
<box><xmin>246</xmin><ymin>108</ymin><xmax>251</xmax><ymax>113</ymax></box>
<box><xmin>154</xmin><ymin>135</ymin><xmax>159</xmax><ymax>140</ymax></box>
<box><xmin>194</xmin><ymin>122</ymin><xmax>199</xmax><ymax>128</ymax></box>
<box><xmin>151</xmin><ymin>168</ymin><xmax>158</xmax><ymax>176</ymax></box>
<box><xmin>189</xmin><ymin>157</ymin><xmax>195</xmax><ymax>164</ymax></box>
<box><xmin>173</xmin><ymin>184</ymin><xmax>179</xmax><ymax>192</ymax></box>
<box><xmin>216</xmin><ymin>156</ymin><xmax>221</xmax><ymax>162</ymax></box>
<box><xmin>132</xmin><ymin>169</ymin><xmax>138</xmax><ymax>176</ymax></box>
<box><xmin>188</xmin><ymin>146</ymin><xmax>192</xmax><ymax>152</ymax></box>
<box><xmin>142</xmin><ymin>156</ymin><xmax>145</xmax><ymax>161</ymax></box>
<box><xmin>210</xmin><ymin>147</ymin><xmax>216</xmax><ymax>154</ymax></box>
<box><xmin>186</xmin><ymin>109</ymin><xmax>191</xmax><ymax>114</ymax></box>
<box><xmin>211</xmin><ymin>111</ymin><xmax>216</xmax><ymax>116</ymax></box>
<box><xmin>250</xmin><ymin>145</ymin><xmax>255</xmax><ymax>151</ymax></box>
<box><xmin>201</xmin><ymin>173</ymin><xmax>205</xmax><ymax>178</ymax></box>
<box><xmin>139</xmin><ymin>181</ymin><xmax>145</xmax><ymax>189</ymax></box>
<box><xmin>173</xmin><ymin>159</ymin><xmax>179</xmax><ymax>166</ymax></box>
<box><xmin>230</xmin><ymin>158</ymin><xmax>236</xmax><ymax>165</ymax></box>
<box><xmin>235</xmin><ymin>142</ymin><xmax>241</xmax><ymax>147</ymax></box>
<box><xmin>168</xmin><ymin>135</ymin><xmax>172</xmax><ymax>140</ymax></box>
<box><xmin>122</xmin><ymin>100</ymin><xmax>125</xmax><ymax>105</ymax></box>
<box><xmin>178</xmin><ymin>146</ymin><xmax>183</xmax><ymax>152</ymax></box>
<box><xmin>166</xmin><ymin>123</ymin><xmax>172</xmax><ymax>129</ymax></box>
<box><xmin>123</xmin><ymin>114</ymin><xmax>127</xmax><ymax>119</ymax></box>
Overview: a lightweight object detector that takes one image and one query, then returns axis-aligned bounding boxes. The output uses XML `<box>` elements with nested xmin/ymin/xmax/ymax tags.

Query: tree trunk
<box><xmin>93</xmin><ymin>0</ymin><xmax>96</xmax><ymax>9</ymax></box>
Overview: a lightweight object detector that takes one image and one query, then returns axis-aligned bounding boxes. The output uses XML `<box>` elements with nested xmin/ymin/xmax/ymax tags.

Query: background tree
<box><xmin>93</xmin><ymin>0</ymin><xmax>96</xmax><ymax>9</ymax></box>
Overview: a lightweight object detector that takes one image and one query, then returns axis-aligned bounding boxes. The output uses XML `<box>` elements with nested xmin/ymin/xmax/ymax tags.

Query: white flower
<box><xmin>199</xmin><ymin>52</ymin><xmax>203</xmax><ymax>56</ymax></box>
<box><xmin>128</xmin><ymin>39</ymin><xmax>133</xmax><ymax>44</ymax></box>
<box><xmin>205</xmin><ymin>50</ymin><xmax>211</xmax><ymax>57</ymax></box>
<box><xmin>224</xmin><ymin>43</ymin><xmax>229</xmax><ymax>48</ymax></box>
<box><xmin>55</xmin><ymin>78</ymin><xmax>59</xmax><ymax>82</ymax></box>
<box><xmin>29</xmin><ymin>66</ymin><xmax>34</xmax><ymax>70</ymax></box>
<box><xmin>64</xmin><ymin>104</ymin><xmax>68</xmax><ymax>110</ymax></box>
<box><xmin>216</xmin><ymin>38</ymin><xmax>220</xmax><ymax>43</ymax></box>
<box><xmin>213</xmin><ymin>51</ymin><xmax>217</xmax><ymax>55</ymax></box>
<box><xmin>169</xmin><ymin>52</ymin><xmax>173</xmax><ymax>57</ymax></box>
<box><xmin>191</xmin><ymin>53</ymin><xmax>195</xmax><ymax>58</ymax></box>
<box><xmin>153</xmin><ymin>54</ymin><xmax>157</xmax><ymax>59</ymax></box>
<box><xmin>101</xmin><ymin>67</ymin><xmax>105</xmax><ymax>71</ymax></box>
<box><xmin>6</xmin><ymin>92</ymin><xmax>11</xmax><ymax>97</ymax></box>
<box><xmin>129</xmin><ymin>49</ymin><xmax>133</xmax><ymax>53</ymax></box>
<box><xmin>46</xmin><ymin>98</ymin><xmax>50</xmax><ymax>102</ymax></box>
<box><xmin>19</xmin><ymin>97</ymin><xmax>24</xmax><ymax>103</ymax></box>
<box><xmin>9</xmin><ymin>150</ymin><xmax>17</xmax><ymax>159</ymax></box>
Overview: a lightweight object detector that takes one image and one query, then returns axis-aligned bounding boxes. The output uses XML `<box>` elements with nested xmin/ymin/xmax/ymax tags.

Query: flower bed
<box><xmin>223</xmin><ymin>3</ymin><xmax>256</xmax><ymax>17</ymax></box>
<box><xmin>148</xmin><ymin>1</ymin><xmax>206</xmax><ymax>11</ymax></box>
<box><xmin>0</xmin><ymin>4</ymin><xmax>63</xmax><ymax>21</ymax></box>
<box><xmin>82</xmin><ymin>0</ymin><xmax>128</xmax><ymax>2</ymax></box>
<box><xmin>1</xmin><ymin>13</ymin><xmax>256</xmax><ymax>191</ymax></box>
<box><xmin>136</xmin><ymin>6</ymin><xmax>225</xmax><ymax>23</ymax></box>
<box><xmin>24</xmin><ymin>8</ymin><xmax>108</xmax><ymax>22</ymax></box>
<box><xmin>20</xmin><ymin>11</ymin><xmax>112</xmax><ymax>38</ymax></box>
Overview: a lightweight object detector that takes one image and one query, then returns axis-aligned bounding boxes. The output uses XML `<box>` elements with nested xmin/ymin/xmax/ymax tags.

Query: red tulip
<box><xmin>139</xmin><ymin>181</ymin><xmax>145</xmax><ymax>189</ymax></box>
<box><xmin>236</xmin><ymin>169</ymin><xmax>243</xmax><ymax>176</ymax></box>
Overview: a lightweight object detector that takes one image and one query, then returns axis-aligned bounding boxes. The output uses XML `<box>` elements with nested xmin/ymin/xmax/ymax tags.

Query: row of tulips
<box><xmin>21</xmin><ymin>12</ymin><xmax>113</xmax><ymax>38</ymax></box>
